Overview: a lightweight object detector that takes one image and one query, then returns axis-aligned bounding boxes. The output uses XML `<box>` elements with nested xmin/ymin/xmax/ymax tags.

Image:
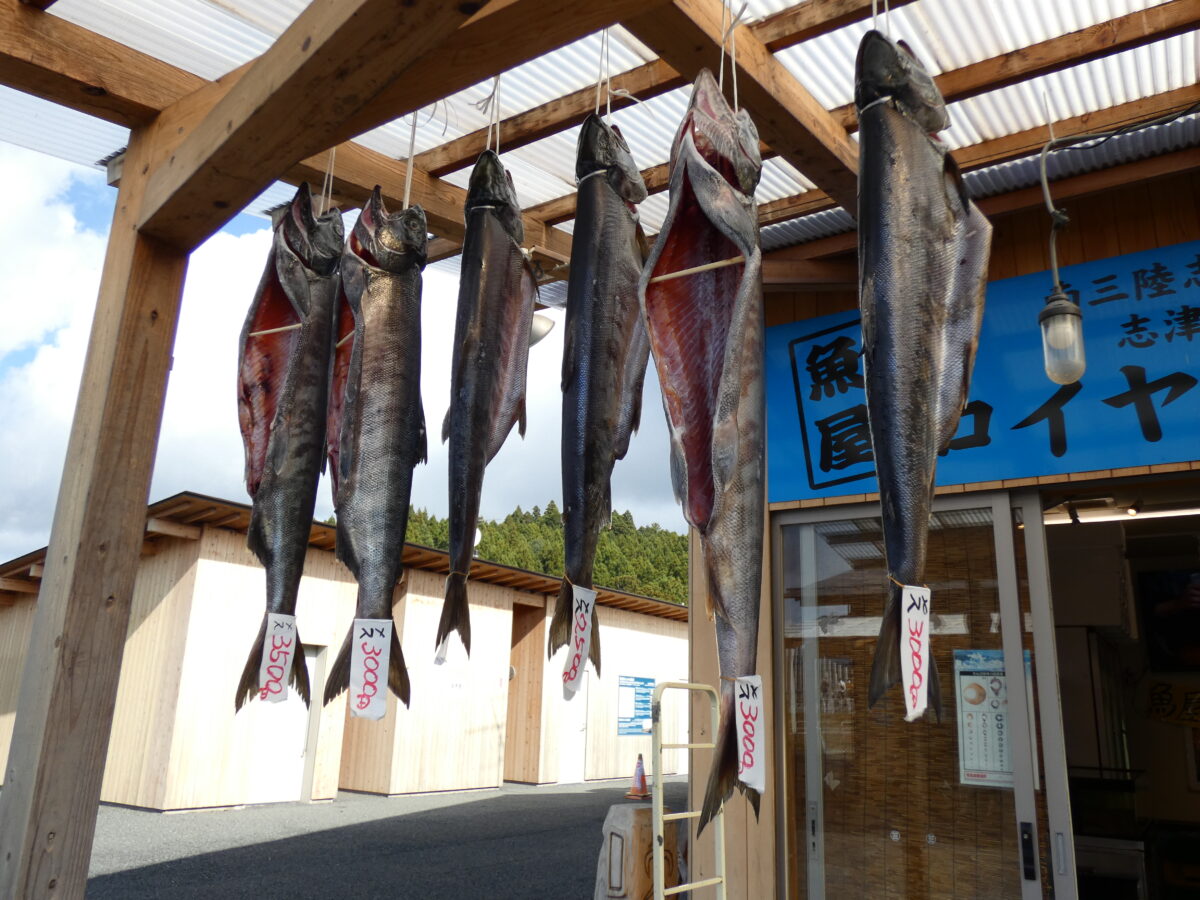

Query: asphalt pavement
<box><xmin>87</xmin><ymin>777</ymin><xmax>688</xmax><ymax>899</ymax></box>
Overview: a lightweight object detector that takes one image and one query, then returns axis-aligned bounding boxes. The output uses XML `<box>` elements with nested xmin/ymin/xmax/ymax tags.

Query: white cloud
<box><xmin>0</xmin><ymin>159</ymin><xmax>683</xmax><ymax>564</ymax></box>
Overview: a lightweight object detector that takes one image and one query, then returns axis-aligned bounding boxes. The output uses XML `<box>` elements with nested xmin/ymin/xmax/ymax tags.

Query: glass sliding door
<box><xmin>774</xmin><ymin>493</ymin><xmax>1067</xmax><ymax>898</ymax></box>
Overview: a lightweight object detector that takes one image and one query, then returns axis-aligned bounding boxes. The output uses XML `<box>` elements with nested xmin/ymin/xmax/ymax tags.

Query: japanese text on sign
<box><xmin>900</xmin><ymin>587</ymin><xmax>931</xmax><ymax>722</ymax></box>
<box><xmin>351</xmin><ymin>618</ymin><xmax>391</xmax><ymax>720</ymax></box>
<box><xmin>618</xmin><ymin>676</ymin><xmax>655</xmax><ymax>735</ymax></box>
<box><xmin>736</xmin><ymin>675</ymin><xmax>765</xmax><ymax>793</ymax></box>
<box><xmin>562</xmin><ymin>585</ymin><xmax>596</xmax><ymax>699</ymax></box>
<box><xmin>258</xmin><ymin>613</ymin><xmax>297</xmax><ymax>703</ymax></box>
<box><xmin>766</xmin><ymin>241</ymin><xmax>1200</xmax><ymax>501</ymax></box>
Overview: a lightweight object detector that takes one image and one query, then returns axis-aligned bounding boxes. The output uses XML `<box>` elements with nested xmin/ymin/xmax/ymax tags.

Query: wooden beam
<box><xmin>0</xmin><ymin>576</ymin><xmax>38</xmax><ymax>593</ymax></box>
<box><xmin>29</xmin><ymin>563</ymin><xmax>44</xmax><ymax>578</ymax></box>
<box><xmin>629</xmin><ymin>0</ymin><xmax>860</xmax><ymax>212</ymax></box>
<box><xmin>0</xmin><ymin>0</ymin><xmax>204</xmax><ymax>126</ymax></box>
<box><xmin>762</xmin><ymin>257</ymin><xmax>857</xmax><ymax>287</ymax></box>
<box><xmin>145</xmin><ymin>517</ymin><xmax>201</xmax><ymax>540</ymax></box>
<box><xmin>414</xmin><ymin>0</ymin><xmax>898</xmax><ymax>178</ymax></box>
<box><xmin>0</xmin><ymin>119</ymin><xmax>190</xmax><ymax>898</ymax></box>
<box><xmin>138</xmin><ymin>0</ymin><xmax>484</xmax><ymax>250</ymax></box>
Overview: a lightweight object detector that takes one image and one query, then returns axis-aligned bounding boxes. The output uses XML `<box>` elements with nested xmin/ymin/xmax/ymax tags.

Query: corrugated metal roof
<box><xmin>0</xmin><ymin>0</ymin><xmax>1193</xmax><ymax>246</ymax></box>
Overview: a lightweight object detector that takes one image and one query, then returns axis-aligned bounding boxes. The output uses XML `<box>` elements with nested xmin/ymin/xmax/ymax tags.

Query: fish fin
<box><xmin>635</xmin><ymin>223</ymin><xmax>651</xmax><ymax>263</ymax></box>
<box><xmin>388</xmin><ymin>625</ymin><xmax>411</xmax><ymax>707</ymax></box>
<box><xmin>927</xmin><ymin>651</ymin><xmax>943</xmax><ymax>723</ymax></box>
<box><xmin>234</xmin><ymin>614</ymin><xmax>269</xmax><ymax>712</ymax></box>
<box><xmin>698</xmin><ymin>689</ymin><xmax>742</xmax><ymax>834</ymax></box>
<box><xmin>668</xmin><ymin>439</ymin><xmax>688</xmax><ymax>508</ymax></box>
<box><xmin>441</xmin><ymin>407</ymin><xmax>451</xmax><ymax>444</ymax></box>
<box><xmin>588</xmin><ymin>604</ymin><xmax>602</xmax><ymax>678</ymax></box>
<box><xmin>517</xmin><ymin>397</ymin><xmax>527</xmax><ymax>439</ymax></box>
<box><xmin>867</xmin><ymin>581</ymin><xmax>903</xmax><ymax>709</ymax></box>
<box><xmin>326</xmin><ymin>288</ymin><xmax>355</xmax><ymax>503</ymax></box>
<box><xmin>437</xmin><ymin>572</ymin><xmax>472</xmax><ymax>656</ymax></box>
<box><xmin>417</xmin><ymin>398</ymin><xmax>428</xmax><ymax>465</ymax></box>
<box><xmin>547</xmin><ymin>579</ymin><xmax>573</xmax><ymax>658</ymax></box>
<box><xmin>269</xmin><ymin>422</ymin><xmax>290</xmax><ymax>476</ymax></box>
<box><xmin>943</xmin><ymin>151</ymin><xmax>971</xmax><ymax>209</ymax></box>
<box><xmin>323</xmin><ymin>630</ymin><xmax>352</xmax><ymax>705</ymax></box>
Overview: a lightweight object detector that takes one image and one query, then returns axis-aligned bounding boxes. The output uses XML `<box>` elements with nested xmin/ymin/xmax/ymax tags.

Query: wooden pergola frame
<box><xmin>0</xmin><ymin>0</ymin><xmax>1196</xmax><ymax>895</ymax></box>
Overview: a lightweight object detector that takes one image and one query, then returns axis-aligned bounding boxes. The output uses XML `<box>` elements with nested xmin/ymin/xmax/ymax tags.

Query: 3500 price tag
<box><xmin>735</xmin><ymin>675</ymin><xmax>765</xmax><ymax>793</ymax></box>
<box><xmin>258</xmin><ymin>613</ymin><xmax>297</xmax><ymax>703</ymax></box>
<box><xmin>561</xmin><ymin>586</ymin><xmax>596</xmax><ymax>700</ymax></box>
<box><xmin>351</xmin><ymin>618</ymin><xmax>392</xmax><ymax>720</ymax></box>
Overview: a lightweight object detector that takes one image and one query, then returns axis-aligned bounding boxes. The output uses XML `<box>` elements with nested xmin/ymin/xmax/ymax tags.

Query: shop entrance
<box><xmin>773</xmin><ymin>491</ymin><xmax>1074</xmax><ymax>899</ymax></box>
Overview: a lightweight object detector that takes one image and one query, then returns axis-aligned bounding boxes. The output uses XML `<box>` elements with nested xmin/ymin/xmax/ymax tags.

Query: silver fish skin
<box><xmin>323</xmin><ymin>189</ymin><xmax>428</xmax><ymax>708</ymax></box>
<box><xmin>639</xmin><ymin>69</ymin><xmax>764</xmax><ymax>832</ymax></box>
<box><xmin>857</xmin><ymin>30</ymin><xmax>992</xmax><ymax>717</ymax></box>
<box><xmin>438</xmin><ymin>151</ymin><xmax>538</xmax><ymax>655</ymax></box>
<box><xmin>235</xmin><ymin>183</ymin><xmax>343</xmax><ymax>711</ymax></box>
<box><xmin>547</xmin><ymin>114</ymin><xmax>650</xmax><ymax>675</ymax></box>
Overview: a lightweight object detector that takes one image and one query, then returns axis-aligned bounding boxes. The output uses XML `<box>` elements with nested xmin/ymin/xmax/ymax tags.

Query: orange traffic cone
<box><xmin>625</xmin><ymin>753</ymin><xmax>651</xmax><ymax>799</ymax></box>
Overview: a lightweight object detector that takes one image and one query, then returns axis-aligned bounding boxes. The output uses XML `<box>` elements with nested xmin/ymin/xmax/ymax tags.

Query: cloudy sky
<box><xmin>0</xmin><ymin>142</ymin><xmax>684</xmax><ymax>563</ymax></box>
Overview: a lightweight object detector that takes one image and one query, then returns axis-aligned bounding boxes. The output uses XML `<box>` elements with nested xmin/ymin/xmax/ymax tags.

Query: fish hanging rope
<box><xmin>718</xmin><ymin>2</ymin><xmax>748</xmax><ymax>110</ymax></box>
<box><xmin>403</xmin><ymin>110</ymin><xmax>418</xmax><ymax>210</ymax></box>
<box><xmin>593</xmin><ymin>29</ymin><xmax>614</xmax><ymax>120</ymax></box>
<box><xmin>318</xmin><ymin>145</ymin><xmax>337</xmax><ymax>216</ymax></box>
<box><xmin>476</xmin><ymin>75</ymin><xmax>503</xmax><ymax>154</ymax></box>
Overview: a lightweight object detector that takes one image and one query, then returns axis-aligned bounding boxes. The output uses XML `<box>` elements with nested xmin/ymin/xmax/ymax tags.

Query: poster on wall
<box><xmin>765</xmin><ymin>240</ymin><xmax>1200</xmax><ymax>502</ymax></box>
<box><xmin>954</xmin><ymin>649</ymin><xmax>1034</xmax><ymax>788</ymax></box>
<box><xmin>618</xmin><ymin>675</ymin><xmax>655</xmax><ymax>735</ymax></box>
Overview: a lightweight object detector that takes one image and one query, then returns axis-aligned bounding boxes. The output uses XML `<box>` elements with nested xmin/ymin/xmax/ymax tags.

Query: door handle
<box><xmin>1020</xmin><ymin>822</ymin><xmax>1037</xmax><ymax>881</ymax></box>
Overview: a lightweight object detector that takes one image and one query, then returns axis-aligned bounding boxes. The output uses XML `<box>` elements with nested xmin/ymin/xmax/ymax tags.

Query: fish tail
<box><xmin>323</xmin><ymin>630</ymin><xmax>352</xmax><ymax>705</ymax></box>
<box><xmin>867</xmin><ymin>580</ymin><xmax>904</xmax><ymax>709</ymax></box>
<box><xmin>928</xmin><ymin>649</ymin><xmax>943</xmax><ymax>723</ymax></box>
<box><xmin>235</xmin><ymin>614</ymin><xmax>311</xmax><ymax>710</ymax></box>
<box><xmin>588</xmin><ymin>603</ymin><xmax>602</xmax><ymax>678</ymax></box>
<box><xmin>437</xmin><ymin>572</ymin><xmax>472</xmax><ymax>656</ymax></box>
<box><xmin>388</xmin><ymin>625</ymin><xmax>411</xmax><ymax>707</ymax></box>
<box><xmin>698</xmin><ymin>691</ymin><xmax>752</xmax><ymax>834</ymax></box>
<box><xmin>547</xmin><ymin>579</ymin><xmax>573</xmax><ymax>659</ymax></box>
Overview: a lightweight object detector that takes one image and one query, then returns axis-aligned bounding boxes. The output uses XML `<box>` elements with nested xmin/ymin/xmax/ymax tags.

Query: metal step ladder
<box><xmin>651</xmin><ymin>681</ymin><xmax>726</xmax><ymax>900</ymax></box>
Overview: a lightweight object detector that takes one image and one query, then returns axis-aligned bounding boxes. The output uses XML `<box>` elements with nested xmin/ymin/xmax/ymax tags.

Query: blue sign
<box><xmin>767</xmin><ymin>240</ymin><xmax>1200</xmax><ymax>502</ymax></box>
<box><xmin>617</xmin><ymin>675</ymin><xmax>655</xmax><ymax>736</ymax></box>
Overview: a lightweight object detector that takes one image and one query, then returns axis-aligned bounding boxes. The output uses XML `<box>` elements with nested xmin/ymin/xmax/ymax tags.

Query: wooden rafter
<box><xmin>626</xmin><ymin>0</ymin><xmax>860</xmax><ymax>213</ymax></box>
<box><xmin>415</xmin><ymin>0</ymin><xmax>898</xmax><ymax>178</ymax></box>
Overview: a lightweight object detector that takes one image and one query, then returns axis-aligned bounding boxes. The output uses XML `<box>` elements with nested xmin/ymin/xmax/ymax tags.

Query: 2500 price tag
<box><xmin>258</xmin><ymin>613</ymin><xmax>297</xmax><ymax>703</ymax></box>
<box><xmin>351</xmin><ymin>618</ymin><xmax>392</xmax><ymax>720</ymax></box>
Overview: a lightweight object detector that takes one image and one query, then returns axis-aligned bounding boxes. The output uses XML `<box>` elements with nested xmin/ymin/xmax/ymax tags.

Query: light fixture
<box><xmin>1039</xmin><ymin>289</ymin><xmax>1086</xmax><ymax>384</ymax></box>
<box><xmin>1126</xmin><ymin>501</ymin><xmax>1142</xmax><ymax>517</ymax></box>
<box><xmin>529</xmin><ymin>312</ymin><xmax>556</xmax><ymax>347</ymax></box>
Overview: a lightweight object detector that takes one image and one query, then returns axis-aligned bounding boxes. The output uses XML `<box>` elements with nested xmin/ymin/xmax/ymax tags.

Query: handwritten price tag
<box><xmin>900</xmin><ymin>586</ymin><xmax>931</xmax><ymax>722</ymax></box>
<box><xmin>258</xmin><ymin>613</ymin><xmax>297</xmax><ymax>703</ymax></box>
<box><xmin>350</xmin><ymin>618</ymin><xmax>391</xmax><ymax>720</ymax></box>
<box><xmin>736</xmin><ymin>675</ymin><xmax>765</xmax><ymax>793</ymax></box>
<box><xmin>561</xmin><ymin>585</ymin><xmax>596</xmax><ymax>699</ymax></box>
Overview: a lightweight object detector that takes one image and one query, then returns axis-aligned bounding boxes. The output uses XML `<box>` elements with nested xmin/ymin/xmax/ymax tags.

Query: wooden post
<box><xmin>0</xmin><ymin>121</ymin><xmax>188</xmax><ymax>899</ymax></box>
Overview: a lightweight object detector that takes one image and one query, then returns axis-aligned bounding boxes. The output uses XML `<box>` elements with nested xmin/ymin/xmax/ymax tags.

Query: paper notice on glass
<box><xmin>736</xmin><ymin>675</ymin><xmax>765</xmax><ymax>793</ymax></box>
<box><xmin>258</xmin><ymin>613</ymin><xmax>297</xmax><ymax>703</ymax></box>
<box><xmin>350</xmin><ymin>618</ymin><xmax>391</xmax><ymax>720</ymax></box>
<box><xmin>561</xmin><ymin>585</ymin><xmax>596</xmax><ymax>699</ymax></box>
<box><xmin>900</xmin><ymin>586</ymin><xmax>931</xmax><ymax>722</ymax></box>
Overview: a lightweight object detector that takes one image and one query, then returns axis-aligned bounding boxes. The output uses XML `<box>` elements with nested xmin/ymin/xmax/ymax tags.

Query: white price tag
<box><xmin>735</xmin><ymin>675</ymin><xmax>765</xmax><ymax>793</ymax></box>
<box><xmin>258</xmin><ymin>613</ymin><xmax>297</xmax><ymax>703</ymax></box>
<box><xmin>561</xmin><ymin>585</ymin><xmax>596</xmax><ymax>699</ymax></box>
<box><xmin>900</xmin><ymin>586</ymin><xmax>932</xmax><ymax>722</ymax></box>
<box><xmin>350</xmin><ymin>618</ymin><xmax>391</xmax><ymax>720</ymax></box>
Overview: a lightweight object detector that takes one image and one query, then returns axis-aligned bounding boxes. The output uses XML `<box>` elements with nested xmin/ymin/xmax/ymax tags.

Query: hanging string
<box><xmin>719</xmin><ymin>1</ymin><xmax>728</xmax><ymax>91</ymax></box>
<box><xmin>871</xmin><ymin>0</ymin><xmax>891</xmax><ymax>34</ymax></box>
<box><xmin>475</xmin><ymin>75</ymin><xmax>503</xmax><ymax>154</ymax></box>
<box><xmin>318</xmin><ymin>145</ymin><xmax>336</xmax><ymax>216</ymax></box>
<box><xmin>718</xmin><ymin>3</ymin><xmax>748</xmax><ymax>109</ymax></box>
<box><xmin>403</xmin><ymin>110</ymin><xmax>418</xmax><ymax>210</ymax></box>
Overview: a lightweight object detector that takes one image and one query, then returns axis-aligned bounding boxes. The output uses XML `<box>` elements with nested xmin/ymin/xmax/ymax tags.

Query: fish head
<box><xmin>855</xmin><ymin>30</ymin><xmax>948</xmax><ymax>133</ymax></box>
<box><xmin>467</xmin><ymin>149</ymin><xmax>525</xmax><ymax>244</ymax></box>
<box><xmin>674</xmin><ymin>68</ymin><xmax>761</xmax><ymax>196</ymax></box>
<box><xmin>351</xmin><ymin>187</ymin><xmax>428</xmax><ymax>271</ymax></box>
<box><xmin>279</xmin><ymin>182</ymin><xmax>344</xmax><ymax>276</ymax></box>
<box><xmin>577</xmin><ymin>113</ymin><xmax>648</xmax><ymax>206</ymax></box>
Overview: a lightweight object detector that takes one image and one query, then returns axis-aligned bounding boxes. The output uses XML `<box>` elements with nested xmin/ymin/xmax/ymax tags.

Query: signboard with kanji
<box><xmin>766</xmin><ymin>240</ymin><xmax>1200</xmax><ymax>502</ymax></box>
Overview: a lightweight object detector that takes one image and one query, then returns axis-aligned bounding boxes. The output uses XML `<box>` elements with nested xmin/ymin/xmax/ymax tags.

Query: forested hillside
<box><xmin>405</xmin><ymin>503</ymin><xmax>688</xmax><ymax>606</ymax></box>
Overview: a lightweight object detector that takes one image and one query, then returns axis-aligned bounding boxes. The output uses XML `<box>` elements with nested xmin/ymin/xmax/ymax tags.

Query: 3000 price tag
<box><xmin>351</xmin><ymin>618</ymin><xmax>392</xmax><ymax>720</ymax></box>
<box><xmin>561</xmin><ymin>586</ymin><xmax>596</xmax><ymax>700</ymax></box>
<box><xmin>735</xmin><ymin>675</ymin><xmax>765</xmax><ymax>793</ymax></box>
<box><xmin>258</xmin><ymin>613</ymin><xmax>297</xmax><ymax>703</ymax></box>
<box><xmin>900</xmin><ymin>586</ymin><xmax>931</xmax><ymax>722</ymax></box>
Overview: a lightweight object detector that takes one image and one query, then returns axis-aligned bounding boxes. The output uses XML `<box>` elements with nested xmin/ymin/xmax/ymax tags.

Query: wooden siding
<box><xmin>100</xmin><ymin>536</ymin><xmax>201</xmax><ymax>809</ymax></box>
<box><xmin>0</xmin><ymin>597</ymin><xmax>38</xmax><ymax>782</ymax></box>
<box><xmin>158</xmin><ymin>526</ymin><xmax>355</xmax><ymax>810</ymax></box>
<box><xmin>504</xmin><ymin>601</ymin><xmax>548</xmax><ymax>783</ymax></box>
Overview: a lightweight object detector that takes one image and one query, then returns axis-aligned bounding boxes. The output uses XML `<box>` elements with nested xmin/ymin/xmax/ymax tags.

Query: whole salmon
<box><xmin>235</xmin><ymin>183</ymin><xmax>342</xmax><ymax>711</ymax></box>
<box><xmin>548</xmin><ymin>114</ymin><xmax>650</xmax><ymax>676</ymax></box>
<box><xmin>857</xmin><ymin>31</ymin><xmax>992</xmax><ymax>718</ymax></box>
<box><xmin>639</xmin><ymin>70</ymin><xmax>764</xmax><ymax>831</ymax></box>
<box><xmin>323</xmin><ymin>189</ymin><xmax>428</xmax><ymax>707</ymax></box>
<box><xmin>438</xmin><ymin>151</ymin><xmax>538</xmax><ymax>654</ymax></box>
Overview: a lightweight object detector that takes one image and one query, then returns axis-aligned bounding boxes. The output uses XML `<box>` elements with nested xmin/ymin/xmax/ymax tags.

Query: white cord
<box><xmin>403</xmin><ymin>111</ymin><xmax>418</xmax><ymax>210</ymax></box>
